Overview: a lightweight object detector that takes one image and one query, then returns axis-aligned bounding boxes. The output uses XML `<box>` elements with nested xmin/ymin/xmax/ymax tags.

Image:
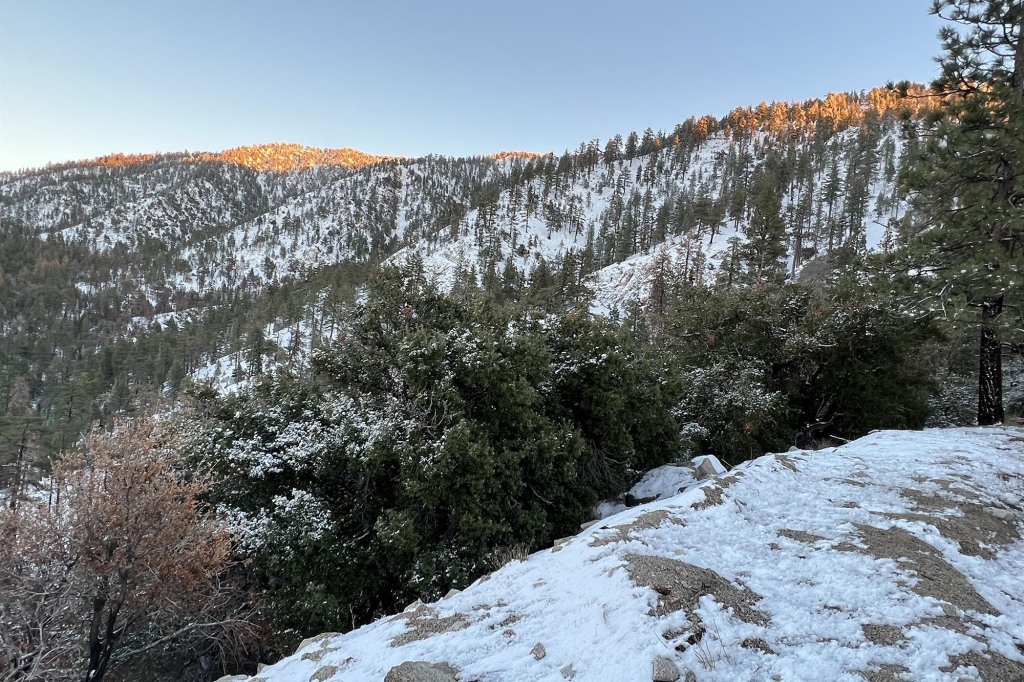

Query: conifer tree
<box><xmin>901</xmin><ymin>0</ymin><xmax>1024</xmax><ymax>425</ymax></box>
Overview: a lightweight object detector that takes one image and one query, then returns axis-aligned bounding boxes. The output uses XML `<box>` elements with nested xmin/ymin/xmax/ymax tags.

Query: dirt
<box><xmin>859</xmin><ymin>663</ymin><xmax>911</xmax><ymax>682</ymax></box>
<box><xmin>740</xmin><ymin>637</ymin><xmax>775</xmax><ymax>654</ymax></box>
<box><xmin>624</xmin><ymin>553</ymin><xmax>769</xmax><ymax>626</ymax></box>
<box><xmin>887</xmin><ymin>489</ymin><xmax>1021</xmax><ymax>560</ymax></box>
<box><xmin>845</xmin><ymin>524</ymin><xmax>995</xmax><ymax>615</ymax></box>
<box><xmin>940</xmin><ymin>649</ymin><xmax>1024</xmax><ymax>681</ymax></box>
<box><xmin>861</xmin><ymin>624</ymin><xmax>905</xmax><ymax>646</ymax></box>
<box><xmin>778</xmin><ymin>528</ymin><xmax>826</xmax><ymax>544</ymax></box>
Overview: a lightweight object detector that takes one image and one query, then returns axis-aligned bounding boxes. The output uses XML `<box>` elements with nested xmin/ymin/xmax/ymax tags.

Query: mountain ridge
<box><xmin>0</xmin><ymin>84</ymin><xmax>942</xmax><ymax>458</ymax></box>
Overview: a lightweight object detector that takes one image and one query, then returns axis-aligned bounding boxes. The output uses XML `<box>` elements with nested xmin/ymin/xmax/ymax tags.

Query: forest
<box><xmin>1</xmin><ymin>2</ymin><xmax>1023</xmax><ymax>679</ymax></box>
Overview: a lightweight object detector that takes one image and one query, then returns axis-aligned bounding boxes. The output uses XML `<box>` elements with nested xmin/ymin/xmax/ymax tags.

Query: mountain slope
<box><xmin>0</xmin><ymin>87</ymin><xmax>938</xmax><ymax>468</ymax></box>
<box><xmin>245</xmin><ymin>427</ymin><xmax>1024</xmax><ymax>682</ymax></box>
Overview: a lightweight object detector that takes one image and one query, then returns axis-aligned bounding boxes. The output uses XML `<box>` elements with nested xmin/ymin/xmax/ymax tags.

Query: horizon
<box><xmin>0</xmin><ymin>1</ymin><xmax>943</xmax><ymax>172</ymax></box>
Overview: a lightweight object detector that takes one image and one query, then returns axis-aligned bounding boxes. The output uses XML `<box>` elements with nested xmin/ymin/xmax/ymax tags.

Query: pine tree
<box><xmin>901</xmin><ymin>0</ymin><xmax>1024</xmax><ymax>425</ymax></box>
<box><xmin>739</xmin><ymin>183</ymin><xmax>789</xmax><ymax>286</ymax></box>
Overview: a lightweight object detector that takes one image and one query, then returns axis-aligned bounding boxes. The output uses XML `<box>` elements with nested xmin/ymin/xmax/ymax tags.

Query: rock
<box><xmin>560</xmin><ymin>664</ymin><xmax>576</xmax><ymax>679</ymax></box>
<box><xmin>294</xmin><ymin>632</ymin><xmax>340</xmax><ymax>655</ymax></box>
<box><xmin>788</xmin><ymin>445</ymin><xmax>800</xmax><ymax>452</ymax></box>
<box><xmin>692</xmin><ymin>455</ymin><xmax>727</xmax><ymax>479</ymax></box>
<box><xmin>384</xmin><ymin>661</ymin><xmax>459</xmax><ymax>682</ymax></box>
<box><xmin>985</xmin><ymin>506</ymin><xmax>1013</xmax><ymax>520</ymax></box>
<box><xmin>531</xmin><ymin>642</ymin><xmax>547</xmax><ymax>660</ymax></box>
<box><xmin>213</xmin><ymin>676</ymin><xmax>248</xmax><ymax>682</ymax></box>
<box><xmin>551</xmin><ymin>537</ymin><xmax>572</xmax><ymax>552</ymax></box>
<box><xmin>580</xmin><ymin>519</ymin><xmax>600</xmax><ymax>530</ymax></box>
<box><xmin>444</xmin><ymin>588</ymin><xmax>460</xmax><ymax>599</ymax></box>
<box><xmin>684</xmin><ymin>670</ymin><xmax>698</xmax><ymax>682</ymax></box>
<box><xmin>652</xmin><ymin>656</ymin><xmax>681</xmax><ymax>681</ymax></box>
<box><xmin>310</xmin><ymin>665</ymin><xmax>338</xmax><ymax>682</ymax></box>
<box><xmin>625</xmin><ymin>493</ymin><xmax>658</xmax><ymax>507</ymax></box>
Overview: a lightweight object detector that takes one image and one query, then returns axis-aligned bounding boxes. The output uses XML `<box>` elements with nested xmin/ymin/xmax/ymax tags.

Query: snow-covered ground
<box><xmin>245</xmin><ymin>427</ymin><xmax>1024</xmax><ymax>682</ymax></box>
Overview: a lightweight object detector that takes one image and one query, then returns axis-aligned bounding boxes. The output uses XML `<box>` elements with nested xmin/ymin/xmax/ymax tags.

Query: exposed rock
<box><xmin>887</xmin><ymin>489</ymin><xmax>1021</xmax><ymax>560</ymax></box>
<box><xmin>773</xmin><ymin>454</ymin><xmax>801</xmax><ymax>472</ymax></box>
<box><xmin>777</xmin><ymin>528</ymin><xmax>826</xmax><ymax>544</ymax></box>
<box><xmin>531</xmin><ymin>642</ymin><xmax>546</xmax><ymax>660</ymax></box>
<box><xmin>301</xmin><ymin>645</ymin><xmax>339</xmax><ymax>662</ymax></box>
<box><xmin>690</xmin><ymin>472</ymin><xmax>743</xmax><ymax>510</ymax></box>
<box><xmin>309</xmin><ymin>665</ymin><xmax>337</xmax><ymax>682</ymax></box>
<box><xmin>846</xmin><ymin>524</ymin><xmax>996</xmax><ymax>614</ymax></box>
<box><xmin>390</xmin><ymin>607</ymin><xmax>469</xmax><ymax>647</ymax></box>
<box><xmin>692</xmin><ymin>454</ymin><xmax>727</xmax><ymax>479</ymax></box>
<box><xmin>625</xmin><ymin>493</ymin><xmax>658</xmax><ymax>507</ymax></box>
<box><xmin>384</xmin><ymin>661</ymin><xmax>459</xmax><ymax>682</ymax></box>
<box><xmin>294</xmin><ymin>632</ymin><xmax>340</xmax><ymax>655</ymax></box>
<box><xmin>560</xmin><ymin>664</ymin><xmax>576</xmax><ymax>679</ymax></box>
<box><xmin>625</xmin><ymin>553</ymin><xmax>769</xmax><ymax>625</ymax></box>
<box><xmin>652</xmin><ymin>655</ymin><xmax>681</xmax><ymax>681</ymax></box>
<box><xmin>213</xmin><ymin>676</ymin><xmax>248</xmax><ymax>682</ymax></box>
<box><xmin>551</xmin><ymin>536</ymin><xmax>573</xmax><ymax>552</ymax></box>
<box><xmin>590</xmin><ymin>509</ymin><xmax>684</xmax><ymax>547</ymax></box>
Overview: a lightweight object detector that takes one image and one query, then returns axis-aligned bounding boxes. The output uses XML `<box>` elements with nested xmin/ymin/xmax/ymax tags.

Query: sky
<box><xmin>0</xmin><ymin>1</ymin><xmax>944</xmax><ymax>171</ymax></box>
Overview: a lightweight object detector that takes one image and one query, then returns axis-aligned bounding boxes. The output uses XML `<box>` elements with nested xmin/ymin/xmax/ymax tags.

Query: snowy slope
<box><xmin>244</xmin><ymin>427</ymin><xmax>1024</xmax><ymax>682</ymax></box>
<box><xmin>389</xmin><ymin>124</ymin><xmax>909</xmax><ymax>315</ymax></box>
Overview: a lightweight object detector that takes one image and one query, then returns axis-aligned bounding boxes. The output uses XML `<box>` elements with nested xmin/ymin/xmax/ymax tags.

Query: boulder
<box><xmin>294</xmin><ymin>632</ymin><xmax>340</xmax><ymax>655</ymax></box>
<box><xmin>692</xmin><ymin>455</ymin><xmax>727</xmax><ymax>479</ymax></box>
<box><xmin>384</xmin><ymin>661</ymin><xmax>459</xmax><ymax>682</ymax></box>
<box><xmin>531</xmin><ymin>642</ymin><xmax>547</xmax><ymax>660</ymax></box>
<box><xmin>652</xmin><ymin>656</ymin><xmax>681</xmax><ymax>681</ymax></box>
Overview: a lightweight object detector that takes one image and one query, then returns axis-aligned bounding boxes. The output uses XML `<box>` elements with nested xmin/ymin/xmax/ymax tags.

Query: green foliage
<box><xmin>668</xmin><ymin>280</ymin><xmax>939</xmax><ymax>460</ymax></box>
<box><xmin>185</xmin><ymin>265</ymin><xmax>682</xmax><ymax>647</ymax></box>
<box><xmin>897</xmin><ymin>0</ymin><xmax>1024</xmax><ymax>423</ymax></box>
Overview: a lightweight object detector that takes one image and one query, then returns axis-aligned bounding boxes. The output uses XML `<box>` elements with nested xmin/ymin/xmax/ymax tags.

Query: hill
<box><xmin>0</xmin><ymin>86</ymin><xmax>943</xmax><ymax>491</ymax></box>
<box><xmin>236</xmin><ymin>427</ymin><xmax>1024</xmax><ymax>682</ymax></box>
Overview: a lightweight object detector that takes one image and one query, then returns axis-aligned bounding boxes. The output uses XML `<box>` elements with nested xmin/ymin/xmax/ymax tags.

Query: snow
<box><xmin>249</xmin><ymin>427</ymin><xmax>1024</xmax><ymax>681</ymax></box>
<box><xmin>595</xmin><ymin>463</ymin><xmax>701</xmax><ymax>520</ymax></box>
<box><xmin>691</xmin><ymin>454</ymin><xmax>727</xmax><ymax>476</ymax></box>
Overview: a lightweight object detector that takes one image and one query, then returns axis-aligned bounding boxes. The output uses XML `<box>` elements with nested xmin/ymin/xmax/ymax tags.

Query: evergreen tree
<box><xmin>901</xmin><ymin>0</ymin><xmax>1024</xmax><ymax>424</ymax></box>
<box><xmin>739</xmin><ymin>183</ymin><xmax>789</xmax><ymax>286</ymax></box>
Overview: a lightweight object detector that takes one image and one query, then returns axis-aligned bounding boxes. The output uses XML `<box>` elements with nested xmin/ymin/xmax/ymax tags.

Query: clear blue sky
<box><xmin>0</xmin><ymin>1</ymin><xmax>943</xmax><ymax>171</ymax></box>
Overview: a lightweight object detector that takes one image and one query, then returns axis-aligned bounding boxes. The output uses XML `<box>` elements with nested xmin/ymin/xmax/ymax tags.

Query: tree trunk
<box><xmin>978</xmin><ymin>295</ymin><xmax>1004</xmax><ymax>425</ymax></box>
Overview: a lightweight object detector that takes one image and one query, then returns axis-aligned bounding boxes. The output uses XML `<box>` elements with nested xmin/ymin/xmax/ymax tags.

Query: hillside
<box><xmin>233</xmin><ymin>427</ymin><xmax>1024</xmax><ymax>682</ymax></box>
<box><xmin>0</xmin><ymin>87</ymin><xmax>942</xmax><ymax>494</ymax></box>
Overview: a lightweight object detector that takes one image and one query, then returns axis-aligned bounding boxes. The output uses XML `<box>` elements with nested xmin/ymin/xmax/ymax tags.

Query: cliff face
<box><xmin>237</xmin><ymin>427</ymin><xmax>1024</xmax><ymax>682</ymax></box>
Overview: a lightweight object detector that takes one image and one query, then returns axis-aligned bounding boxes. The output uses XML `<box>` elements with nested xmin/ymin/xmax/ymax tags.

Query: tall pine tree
<box><xmin>902</xmin><ymin>0</ymin><xmax>1024</xmax><ymax>424</ymax></box>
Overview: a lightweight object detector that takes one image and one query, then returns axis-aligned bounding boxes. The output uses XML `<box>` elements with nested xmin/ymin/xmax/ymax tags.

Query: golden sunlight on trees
<box><xmin>0</xmin><ymin>417</ymin><xmax>258</xmax><ymax>682</ymax></box>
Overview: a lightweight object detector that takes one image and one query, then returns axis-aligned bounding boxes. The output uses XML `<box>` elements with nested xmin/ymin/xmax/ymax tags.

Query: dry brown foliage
<box><xmin>0</xmin><ymin>416</ymin><xmax>259</xmax><ymax>682</ymax></box>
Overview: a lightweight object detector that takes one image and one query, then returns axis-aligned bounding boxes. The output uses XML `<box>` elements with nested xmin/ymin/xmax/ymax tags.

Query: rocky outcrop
<box><xmin>383</xmin><ymin>661</ymin><xmax>459</xmax><ymax>682</ymax></box>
